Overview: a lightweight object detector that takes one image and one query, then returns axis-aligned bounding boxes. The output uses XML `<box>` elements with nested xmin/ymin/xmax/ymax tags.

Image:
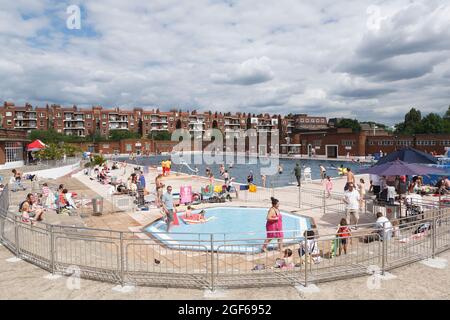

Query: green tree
<box><xmin>443</xmin><ymin>105</ymin><xmax>450</xmax><ymax>120</ymax></box>
<box><xmin>335</xmin><ymin>118</ymin><xmax>361</xmax><ymax>132</ymax></box>
<box><xmin>416</xmin><ymin>113</ymin><xmax>444</xmax><ymax>134</ymax></box>
<box><xmin>148</xmin><ymin>131</ymin><xmax>171</xmax><ymax>140</ymax></box>
<box><xmin>395</xmin><ymin>108</ymin><xmax>422</xmax><ymax>134</ymax></box>
<box><xmin>108</xmin><ymin>130</ymin><xmax>141</xmax><ymax>141</ymax></box>
<box><xmin>28</xmin><ymin>128</ymin><xmax>89</xmax><ymax>143</ymax></box>
<box><xmin>28</xmin><ymin>128</ymin><xmax>63</xmax><ymax>143</ymax></box>
<box><xmin>34</xmin><ymin>143</ymin><xmax>65</xmax><ymax>160</ymax></box>
<box><xmin>62</xmin><ymin>144</ymin><xmax>82</xmax><ymax>157</ymax></box>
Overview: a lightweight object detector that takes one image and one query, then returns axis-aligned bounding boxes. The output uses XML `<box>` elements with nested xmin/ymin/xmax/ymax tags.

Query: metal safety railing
<box><xmin>1</xmin><ymin>184</ymin><xmax>449</xmax><ymax>290</ymax></box>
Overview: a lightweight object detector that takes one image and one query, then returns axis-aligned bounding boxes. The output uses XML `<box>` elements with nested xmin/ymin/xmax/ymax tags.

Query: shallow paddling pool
<box><xmin>145</xmin><ymin>207</ymin><xmax>312</xmax><ymax>253</ymax></box>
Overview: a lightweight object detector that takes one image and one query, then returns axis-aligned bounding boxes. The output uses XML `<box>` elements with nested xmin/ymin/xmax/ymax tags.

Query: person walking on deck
<box><xmin>294</xmin><ymin>163</ymin><xmax>302</xmax><ymax>187</ymax></box>
<box><xmin>161</xmin><ymin>186</ymin><xmax>175</xmax><ymax>232</ymax></box>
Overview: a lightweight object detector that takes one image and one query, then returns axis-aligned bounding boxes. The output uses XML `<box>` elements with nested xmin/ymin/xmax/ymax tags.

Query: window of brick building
<box><xmin>5</xmin><ymin>142</ymin><xmax>23</xmax><ymax>163</ymax></box>
<box><xmin>342</xmin><ymin>140</ymin><xmax>355</xmax><ymax>146</ymax></box>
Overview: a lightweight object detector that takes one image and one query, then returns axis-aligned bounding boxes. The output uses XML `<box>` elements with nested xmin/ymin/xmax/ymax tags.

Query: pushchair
<box><xmin>403</xmin><ymin>195</ymin><xmax>424</xmax><ymax>224</ymax></box>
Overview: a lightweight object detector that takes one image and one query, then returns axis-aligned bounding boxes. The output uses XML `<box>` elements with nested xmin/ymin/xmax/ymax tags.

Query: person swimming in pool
<box><xmin>184</xmin><ymin>205</ymin><xmax>193</xmax><ymax>218</ymax></box>
<box><xmin>278</xmin><ymin>165</ymin><xmax>283</xmax><ymax>175</ymax></box>
<box><xmin>197</xmin><ymin>210</ymin><xmax>207</xmax><ymax>223</ymax></box>
<box><xmin>183</xmin><ymin>209</ymin><xmax>208</xmax><ymax>224</ymax></box>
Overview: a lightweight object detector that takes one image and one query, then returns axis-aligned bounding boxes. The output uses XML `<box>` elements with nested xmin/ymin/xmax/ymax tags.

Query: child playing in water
<box><xmin>183</xmin><ymin>209</ymin><xmax>207</xmax><ymax>224</ymax></box>
<box><xmin>184</xmin><ymin>206</ymin><xmax>193</xmax><ymax>218</ymax></box>
<box><xmin>194</xmin><ymin>210</ymin><xmax>206</xmax><ymax>223</ymax></box>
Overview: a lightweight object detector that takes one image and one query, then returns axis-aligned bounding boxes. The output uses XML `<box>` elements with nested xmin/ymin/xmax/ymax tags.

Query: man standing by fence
<box><xmin>343</xmin><ymin>183</ymin><xmax>360</xmax><ymax>229</ymax></box>
<box><xmin>294</xmin><ymin>163</ymin><xmax>302</xmax><ymax>187</ymax></box>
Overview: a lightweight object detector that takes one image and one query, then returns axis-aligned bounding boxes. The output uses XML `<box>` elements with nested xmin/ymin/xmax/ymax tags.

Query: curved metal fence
<box><xmin>1</xmin><ymin>184</ymin><xmax>449</xmax><ymax>290</ymax></box>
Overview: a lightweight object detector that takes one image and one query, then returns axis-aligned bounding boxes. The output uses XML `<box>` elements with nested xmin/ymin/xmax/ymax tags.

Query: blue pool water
<box><xmin>145</xmin><ymin>207</ymin><xmax>312</xmax><ymax>253</ymax></box>
<box><xmin>118</xmin><ymin>155</ymin><xmax>371</xmax><ymax>187</ymax></box>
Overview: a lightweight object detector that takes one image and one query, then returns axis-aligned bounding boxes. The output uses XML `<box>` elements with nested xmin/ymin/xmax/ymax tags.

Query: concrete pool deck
<box><xmin>2</xmin><ymin>160</ymin><xmax>449</xmax><ymax>300</ymax></box>
<box><xmin>71</xmin><ymin>160</ymin><xmax>377</xmax><ymax>236</ymax></box>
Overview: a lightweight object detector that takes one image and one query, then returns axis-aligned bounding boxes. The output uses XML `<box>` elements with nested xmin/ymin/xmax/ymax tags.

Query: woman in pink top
<box><xmin>262</xmin><ymin>197</ymin><xmax>284</xmax><ymax>252</ymax></box>
<box><xmin>325</xmin><ymin>176</ymin><xmax>333</xmax><ymax>198</ymax></box>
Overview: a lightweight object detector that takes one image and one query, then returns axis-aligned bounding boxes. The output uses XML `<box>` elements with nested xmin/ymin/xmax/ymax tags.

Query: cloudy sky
<box><xmin>1</xmin><ymin>0</ymin><xmax>450</xmax><ymax>125</ymax></box>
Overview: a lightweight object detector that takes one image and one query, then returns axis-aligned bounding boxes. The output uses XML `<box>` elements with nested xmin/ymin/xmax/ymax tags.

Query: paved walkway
<box><xmin>0</xmin><ymin>244</ymin><xmax>447</xmax><ymax>299</ymax></box>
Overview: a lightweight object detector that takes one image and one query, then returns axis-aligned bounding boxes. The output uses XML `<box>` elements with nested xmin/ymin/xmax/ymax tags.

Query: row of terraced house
<box><xmin>0</xmin><ymin>101</ymin><xmax>327</xmax><ymax>141</ymax></box>
<box><xmin>1</xmin><ymin>102</ymin><xmax>449</xmax><ymax>169</ymax></box>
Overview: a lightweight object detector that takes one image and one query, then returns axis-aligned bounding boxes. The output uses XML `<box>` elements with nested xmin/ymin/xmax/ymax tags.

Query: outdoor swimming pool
<box><xmin>145</xmin><ymin>207</ymin><xmax>312</xmax><ymax>253</ymax></box>
<box><xmin>118</xmin><ymin>155</ymin><xmax>371</xmax><ymax>187</ymax></box>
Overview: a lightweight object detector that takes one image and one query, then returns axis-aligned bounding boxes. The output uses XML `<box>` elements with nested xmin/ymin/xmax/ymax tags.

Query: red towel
<box><xmin>172</xmin><ymin>212</ymin><xmax>180</xmax><ymax>225</ymax></box>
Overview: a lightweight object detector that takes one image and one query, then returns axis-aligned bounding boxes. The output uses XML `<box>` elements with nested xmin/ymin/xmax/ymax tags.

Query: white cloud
<box><xmin>0</xmin><ymin>0</ymin><xmax>449</xmax><ymax>125</ymax></box>
<box><xmin>211</xmin><ymin>56</ymin><xmax>274</xmax><ymax>85</ymax></box>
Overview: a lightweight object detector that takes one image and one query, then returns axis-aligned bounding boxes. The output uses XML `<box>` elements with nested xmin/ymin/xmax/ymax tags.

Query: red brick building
<box><xmin>0</xmin><ymin>102</ymin><xmax>325</xmax><ymax>145</ymax></box>
<box><xmin>0</xmin><ymin>129</ymin><xmax>29</xmax><ymax>169</ymax></box>
<box><xmin>292</xmin><ymin>129</ymin><xmax>450</xmax><ymax>157</ymax></box>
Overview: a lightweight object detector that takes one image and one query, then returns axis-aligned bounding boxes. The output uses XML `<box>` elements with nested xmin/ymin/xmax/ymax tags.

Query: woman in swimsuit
<box><xmin>262</xmin><ymin>197</ymin><xmax>284</xmax><ymax>252</ymax></box>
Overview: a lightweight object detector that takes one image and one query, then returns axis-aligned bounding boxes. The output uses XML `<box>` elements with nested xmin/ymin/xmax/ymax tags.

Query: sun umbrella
<box><xmin>376</xmin><ymin>147</ymin><xmax>438</xmax><ymax>165</ymax></box>
<box><xmin>358</xmin><ymin>160</ymin><xmax>445</xmax><ymax>176</ymax></box>
<box><xmin>27</xmin><ymin>139</ymin><xmax>47</xmax><ymax>152</ymax></box>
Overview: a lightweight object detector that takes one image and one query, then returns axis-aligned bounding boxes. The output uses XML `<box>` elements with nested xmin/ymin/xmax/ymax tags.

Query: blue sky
<box><xmin>1</xmin><ymin>0</ymin><xmax>450</xmax><ymax>125</ymax></box>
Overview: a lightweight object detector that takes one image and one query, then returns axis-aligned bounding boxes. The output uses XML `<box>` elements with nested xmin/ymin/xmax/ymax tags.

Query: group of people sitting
<box><xmin>435</xmin><ymin>177</ymin><xmax>450</xmax><ymax>195</ymax></box>
<box><xmin>253</xmin><ymin>230</ymin><xmax>321</xmax><ymax>271</ymax></box>
<box><xmin>9</xmin><ymin>169</ymin><xmax>36</xmax><ymax>192</ymax></box>
<box><xmin>255</xmin><ymin>208</ymin><xmax>420</xmax><ymax>272</ymax></box>
<box><xmin>371</xmin><ymin>174</ymin><xmax>448</xmax><ymax>199</ymax></box>
<box><xmin>18</xmin><ymin>183</ymin><xmax>78</xmax><ymax>224</ymax></box>
<box><xmin>91</xmin><ymin>164</ymin><xmax>112</xmax><ymax>184</ymax></box>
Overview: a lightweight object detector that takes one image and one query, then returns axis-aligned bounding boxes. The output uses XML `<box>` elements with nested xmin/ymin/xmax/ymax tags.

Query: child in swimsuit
<box><xmin>184</xmin><ymin>206</ymin><xmax>193</xmax><ymax>218</ymax></box>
